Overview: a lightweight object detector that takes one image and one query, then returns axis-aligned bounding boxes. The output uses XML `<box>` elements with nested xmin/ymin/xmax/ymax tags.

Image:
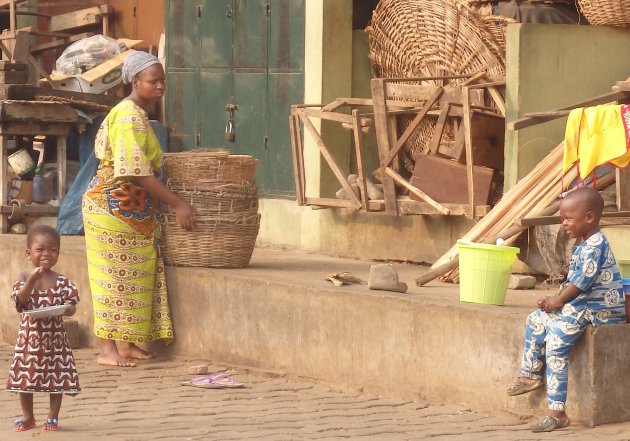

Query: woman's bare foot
<box><xmin>96</xmin><ymin>353</ymin><xmax>136</xmax><ymax>367</ymax></box>
<box><xmin>117</xmin><ymin>342</ymin><xmax>154</xmax><ymax>360</ymax></box>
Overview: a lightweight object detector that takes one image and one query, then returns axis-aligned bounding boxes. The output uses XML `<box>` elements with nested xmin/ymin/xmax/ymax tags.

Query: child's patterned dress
<box><xmin>6</xmin><ymin>275</ymin><xmax>80</xmax><ymax>394</ymax></box>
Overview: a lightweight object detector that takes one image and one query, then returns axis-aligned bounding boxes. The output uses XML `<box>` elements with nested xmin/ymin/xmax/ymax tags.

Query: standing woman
<box><xmin>82</xmin><ymin>51</ymin><xmax>194</xmax><ymax>367</ymax></box>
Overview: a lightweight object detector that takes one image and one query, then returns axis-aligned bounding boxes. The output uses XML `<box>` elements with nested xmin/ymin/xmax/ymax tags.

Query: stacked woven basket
<box><xmin>161</xmin><ymin>148</ymin><xmax>260</xmax><ymax>268</ymax></box>
<box><xmin>367</xmin><ymin>0</ymin><xmax>511</xmax><ymax>159</ymax></box>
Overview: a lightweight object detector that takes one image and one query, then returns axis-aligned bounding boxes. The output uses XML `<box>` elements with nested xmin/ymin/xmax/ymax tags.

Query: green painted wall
<box><xmin>505</xmin><ymin>24</ymin><xmax>630</xmax><ymax>188</ymax></box>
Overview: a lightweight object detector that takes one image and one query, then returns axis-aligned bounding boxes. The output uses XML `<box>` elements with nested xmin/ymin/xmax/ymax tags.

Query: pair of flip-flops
<box><xmin>13</xmin><ymin>417</ymin><xmax>60</xmax><ymax>432</ymax></box>
<box><xmin>184</xmin><ymin>373</ymin><xmax>244</xmax><ymax>389</ymax></box>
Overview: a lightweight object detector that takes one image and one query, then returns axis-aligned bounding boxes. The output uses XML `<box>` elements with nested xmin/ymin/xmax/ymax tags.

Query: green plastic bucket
<box><xmin>617</xmin><ymin>260</ymin><xmax>630</xmax><ymax>278</ymax></box>
<box><xmin>457</xmin><ymin>240</ymin><xmax>519</xmax><ymax>306</ymax></box>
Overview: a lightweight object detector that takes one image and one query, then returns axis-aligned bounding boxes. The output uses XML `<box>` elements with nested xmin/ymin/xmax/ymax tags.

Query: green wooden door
<box><xmin>165</xmin><ymin>0</ymin><xmax>304</xmax><ymax>197</ymax></box>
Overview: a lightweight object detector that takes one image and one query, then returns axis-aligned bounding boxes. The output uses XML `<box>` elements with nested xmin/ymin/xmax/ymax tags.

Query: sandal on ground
<box><xmin>187</xmin><ymin>373</ymin><xmax>244</xmax><ymax>389</ymax></box>
<box><xmin>12</xmin><ymin>418</ymin><xmax>36</xmax><ymax>432</ymax></box>
<box><xmin>530</xmin><ymin>415</ymin><xmax>570</xmax><ymax>432</ymax></box>
<box><xmin>506</xmin><ymin>377</ymin><xmax>544</xmax><ymax>396</ymax></box>
<box><xmin>43</xmin><ymin>418</ymin><xmax>60</xmax><ymax>432</ymax></box>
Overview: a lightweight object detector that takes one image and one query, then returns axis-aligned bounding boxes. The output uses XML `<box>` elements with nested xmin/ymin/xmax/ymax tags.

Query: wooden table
<box><xmin>0</xmin><ymin>100</ymin><xmax>79</xmax><ymax>233</ymax></box>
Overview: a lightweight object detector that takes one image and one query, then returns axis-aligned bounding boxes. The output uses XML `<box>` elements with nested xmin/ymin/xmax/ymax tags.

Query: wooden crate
<box><xmin>409</xmin><ymin>154</ymin><xmax>497</xmax><ymax>205</ymax></box>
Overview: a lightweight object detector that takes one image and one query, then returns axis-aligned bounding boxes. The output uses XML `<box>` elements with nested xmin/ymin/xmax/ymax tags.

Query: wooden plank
<box><xmin>382</xmin><ymin>86</ymin><xmax>443</xmax><ymax>167</ymax></box>
<box><xmin>367</xmin><ymin>199</ymin><xmax>491</xmax><ymax>217</ymax></box>
<box><xmin>0</xmin><ymin>101</ymin><xmax>78</xmax><ymax>123</ymax></box>
<box><xmin>298</xmin><ymin>111</ymin><xmax>361</xmax><ymax>209</ymax></box>
<box><xmin>4</xmin><ymin>84</ymin><xmax>120</xmax><ymax>106</ymax></box>
<box><xmin>0</xmin><ymin>70</ymin><xmax>26</xmax><ymax>84</ymax></box>
<box><xmin>0</xmin><ymin>61</ymin><xmax>25</xmax><ymax>70</ymax></box>
<box><xmin>30</xmin><ymin>32</ymin><xmax>91</xmax><ymax>54</ymax></box>
<box><xmin>508</xmin><ymin>90</ymin><xmax>627</xmax><ymax>131</ymax></box>
<box><xmin>616</xmin><ymin>168</ymin><xmax>630</xmax><ymax>211</ymax></box>
<box><xmin>385</xmin><ymin>167</ymin><xmax>450</xmax><ymax>215</ymax></box>
<box><xmin>371</xmin><ymin>78</ymin><xmax>398</xmax><ymax>215</ymax></box>
<box><xmin>301</xmin><ymin>108</ymin><xmax>354</xmax><ymax>125</ymax></box>
<box><xmin>352</xmin><ymin>109</ymin><xmax>368</xmax><ymax>211</ymax></box>
<box><xmin>462</xmin><ymin>86</ymin><xmax>475</xmax><ymax>218</ymax></box>
<box><xmin>57</xmin><ymin>135</ymin><xmax>66</xmax><ymax>200</ymax></box>
<box><xmin>0</xmin><ymin>121</ymin><xmax>73</xmax><ymax>136</ymax></box>
<box><xmin>517</xmin><ymin>211</ymin><xmax>630</xmax><ymax>227</ymax></box>
<box><xmin>305</xmin><ymin>197</ymin><xmax>356</xmax><ymax>209</ymax></box>
<box><xmin>428</xmin><ymin>103</ymin><xmax>450</xmax><ymax>154</ymax></box>
<box><xmin>0</xmin><ymin>0</ymin><xmax>26</xmax><ymax>10</ymax></box>
<box><xmin>0</xmin><ymin>204</ymin><xmax>59</xmax><ymax>215</ymax></box>
<box><xmin>523</xmin><ymin>110</ymin><xmax>571</xmax><ymax>118</ymax></box>
<box><xmin>48</xmin><ymin>5</ymin><xmax>110</xmax><ymax>33</ymax></box>
<box><xmin>295</xmin><ymin>111</ymin><xmax>306</xmax><ymax>204</ymax></box>
<box><xmin>487</xmin><ymin>86</ymin><xmax>505</xmax><ymax>117</ymax></box>
<box><xmin>0</xmin><ymin>134</ymin><xmax>6</xmax><ymax>233</ymax></box>
<box><xmin>289</xmin><ymin>111</ymin><xmax>304</xmax><ymax>205</ymax></box>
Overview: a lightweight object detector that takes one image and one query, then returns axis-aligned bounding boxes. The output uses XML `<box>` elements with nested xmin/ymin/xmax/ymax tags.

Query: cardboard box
<box><xmin>45</xmin><ymin>38</ymin><xmax>142</xmax><ymax>94</ymax></box>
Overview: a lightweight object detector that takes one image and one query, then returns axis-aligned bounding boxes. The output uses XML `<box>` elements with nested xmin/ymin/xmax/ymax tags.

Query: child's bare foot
<box><xmin>96</xmin><ymin>353</ymin><xmax>136</xmax><ymax>367</ymax></box>
<box><xmin>117</xmin><ymin>343</ymin><xmax>154</xmax><ymax>360</ymax></box>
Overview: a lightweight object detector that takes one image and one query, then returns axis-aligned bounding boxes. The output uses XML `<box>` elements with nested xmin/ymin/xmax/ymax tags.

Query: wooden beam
<box><xmin>289</xmin><ymin>112</ymin><xmax>304</xmax><ymax>205</ymax></box>
<box><xmin>616</xmin><ymin>168</ymin><xmax>630</xmax><ymax>211</ymax></box>
<box><xmin>382</xmin><ymin>87</ymin><xmax>443</xmax><ymax>167</ymax></box>
<box><xmin>462</xmin><ymin>86</ymin><xmax>475</xmax><ymax>219</ymax></box>
<box><xmin>508</xmin><ymin>90</ymin><xmax>628</xmax><ymax>131</ymax></box>
<box><xmin>305</xmin><ymin>197</ymin><xmax>357</xmax><ymax>209</ymax></box>
<box><xmin>300</xmin><ymin>108</ymin><xmax>354</xmax><ymax>125</ymax></box>
<box><xmin>352</xmin><ymin>109</ymin><xmax>368</xmax><ymax>211</ymax></box>
<box><xmin>385</xmin><ymin>167</ymin><xmax>450</xmax><ymax>215</ymax></box>
<box><xmin>0</xmin><ymin>134</ymin><xmax>6</xmax><ymax>233</ymax></box>
<box><xmin>0</xmin><ymin>204</ymin><xmax>59</xmax><ymax>215</ymax></box>
<box><xmin>48</xmin><ymin>5</ymin><xmax>110</xmax><ymax>33</ymax></box>
<box><xmin>518</xmin><ymin>211</ymin><xmax>630</xmax><ymax>227</ymax></box>
<box><xmin>298</xmin><ymin>111</ymin><xmax>362</xmax><ymax>209</ymax></box>
<box><xmin>371</xmin><ymin>78</ymin><xmax>398</xmax><ymax>215</ymax></box>
<box><xmin>428</xmin><ymin>103</ymin><xmax>450</xmax><ymax>154</ymax></box>
<box><xmin>487</xmin><ymin>86</ymin><xmax>505</xmax><ymax>117</ymax></box>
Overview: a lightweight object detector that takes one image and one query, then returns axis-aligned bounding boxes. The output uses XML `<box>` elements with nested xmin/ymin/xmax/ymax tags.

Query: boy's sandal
<box><xmin>530</xmin><ymin>415</ymin><xmax>570</xmax><ymax>432</ymax></box>
<box><xmin>506</xmin><ymin>377</ymin><xmax>544</xmax><ymax>396</ymax></box>
<box><xmin>43</xmin><ymin>418</ymin><xmax>61</xmax><ymax>432</ymax></box>
<box><xmin>12</xmin><ymin>418</ymin><xmax>36</xmax><ymax>432</ymax></box>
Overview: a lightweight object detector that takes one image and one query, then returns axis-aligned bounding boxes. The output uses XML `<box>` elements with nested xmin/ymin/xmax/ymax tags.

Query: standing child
<box><xmin>507</xmin><ymin>187</ymin><xmax>626</xmax><ymax>432</ymax></box>
<box><xmin>6</xmin><ymin>225</ymin><xmax>80</xmax><ymax>432</ymax></box>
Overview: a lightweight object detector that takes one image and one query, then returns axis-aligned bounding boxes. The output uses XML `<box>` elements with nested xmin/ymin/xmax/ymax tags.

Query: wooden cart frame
<box><xmin>289</xmin><ymin>74</ymin><xmax>507</xmax><ymax>218</ymax></box>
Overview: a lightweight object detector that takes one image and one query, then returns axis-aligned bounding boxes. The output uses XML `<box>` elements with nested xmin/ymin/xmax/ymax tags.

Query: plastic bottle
<box><xmin>32</xmin><ymin>165</ymin><xmax>45</xmax><ymax>203</ymax></box>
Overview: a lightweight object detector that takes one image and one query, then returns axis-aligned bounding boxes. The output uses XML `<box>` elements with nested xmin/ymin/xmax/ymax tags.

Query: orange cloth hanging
<box><xmin>563</xmin><ymin>104</ymin><xmax>630</xmax><ymax>180</ymax></box>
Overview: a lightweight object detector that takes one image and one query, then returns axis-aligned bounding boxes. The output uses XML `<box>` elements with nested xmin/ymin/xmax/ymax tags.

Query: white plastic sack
<box><xmin>54</xmin><ymin>35</ymin><xmax>123</xmax><ymax>76</ymax></box>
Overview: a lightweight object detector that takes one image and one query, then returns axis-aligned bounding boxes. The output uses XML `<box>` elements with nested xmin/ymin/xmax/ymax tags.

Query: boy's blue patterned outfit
<box><xmin>519</xmin><ymin>231</ymin><xmax>626</xmax><ymax>411</ymax></box>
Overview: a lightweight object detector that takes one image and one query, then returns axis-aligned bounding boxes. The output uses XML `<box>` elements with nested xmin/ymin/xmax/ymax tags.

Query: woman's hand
<box><xmin>175</xmin><ymin>201</ymin><xmax>195</xmax><ymax>231</ymax></box>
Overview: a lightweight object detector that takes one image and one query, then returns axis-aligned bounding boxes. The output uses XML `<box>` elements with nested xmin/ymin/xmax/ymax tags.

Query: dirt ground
<box><xmin>1</xmin><ymin>344</ymin><xmax>630</xmax><ymax>440</ymax></box>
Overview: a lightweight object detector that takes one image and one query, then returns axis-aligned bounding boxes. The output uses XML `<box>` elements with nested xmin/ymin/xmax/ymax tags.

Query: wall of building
<box><xmin>504</xmin><ymin>24</ymin><xmax>630</xmax><ymax>189</ymax></box>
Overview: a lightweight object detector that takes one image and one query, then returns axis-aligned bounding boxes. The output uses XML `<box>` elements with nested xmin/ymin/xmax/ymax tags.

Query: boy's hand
<box><xmin>537</xmin><ymin>296</ymin><xmax>549</xmax><ymax>310</ymax></box>
<box><xmin>544</xmin><ymin>296</ymin><xmax>564</xmax><ymax>312</ymax></box>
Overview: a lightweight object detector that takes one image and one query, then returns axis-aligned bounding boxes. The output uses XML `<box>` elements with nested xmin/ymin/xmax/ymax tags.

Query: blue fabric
<box><xmin>565</xmin><ymin>231</ymin><xmax>625</xmax><ymax>325</ymax></box>
<box><xmin>57</xmin><ymin>119</ymin><xmax>168</xmax><ymax>235</ymax></box>
<box><xmin>518</xmin><ymin>231</ymin><xmax>626</xmax><ymax>411</ymax></box>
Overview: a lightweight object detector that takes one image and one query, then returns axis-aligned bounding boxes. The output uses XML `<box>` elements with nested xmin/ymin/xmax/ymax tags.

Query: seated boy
<box><xmin>507</xmin><ymin>187</ymin><xmax>626</xmax><ymax>432</ymax></box>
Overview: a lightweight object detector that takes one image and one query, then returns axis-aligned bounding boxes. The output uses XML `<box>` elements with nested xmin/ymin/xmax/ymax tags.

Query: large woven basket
<box><xmin>161</xmin><ymin>149</ymin><xmax>260</xmax><ymax>268</ymax></box>
<box><xmin>367</xmin><ymin>0</ymin><xmax>506</xmax><ymax>159</ymax></box>
<box><xmin>578</xmin><ymin>0</ymin><xmax>630</xmax><ymax>27</ymax></box>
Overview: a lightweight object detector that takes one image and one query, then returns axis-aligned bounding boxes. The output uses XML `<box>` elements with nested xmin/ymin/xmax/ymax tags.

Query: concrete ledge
<box><xmin>0</xmin><ymin>235</ymin><xmax>629</xmax><ymax>426</ymax></box>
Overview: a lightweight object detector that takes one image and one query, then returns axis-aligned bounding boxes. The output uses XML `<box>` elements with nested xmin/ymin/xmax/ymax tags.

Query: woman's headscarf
<box><xmin>121</xmin><ymin>51</ymin><xmax>161</xmax><ymax>84</ymax></box>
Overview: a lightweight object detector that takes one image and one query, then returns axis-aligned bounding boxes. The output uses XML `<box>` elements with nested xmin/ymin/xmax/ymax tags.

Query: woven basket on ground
<box><xmin>578</xmin><ymin>0</ymin><xmax>630</xmax><ymax>27</ymax></box>
<box><xmin>161</xmin><ymin>149</ymin><xmax>260</xmax><ymax>268</ymax></box>
<box><xmin>367</xmin><ymin>0</ymin><xmax>505</xmax><ymax>159</ymax></box>
<box><xmin>482</xmin><ymin>15</ymin><xmax>518</xmax><ymax>55</ymax></box>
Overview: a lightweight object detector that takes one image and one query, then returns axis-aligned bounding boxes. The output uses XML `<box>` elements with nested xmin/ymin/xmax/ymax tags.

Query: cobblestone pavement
<box><xmin>2</xmin><ymin>344</ymin><xmax>630</xmax><ymax>441</ymax></box>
